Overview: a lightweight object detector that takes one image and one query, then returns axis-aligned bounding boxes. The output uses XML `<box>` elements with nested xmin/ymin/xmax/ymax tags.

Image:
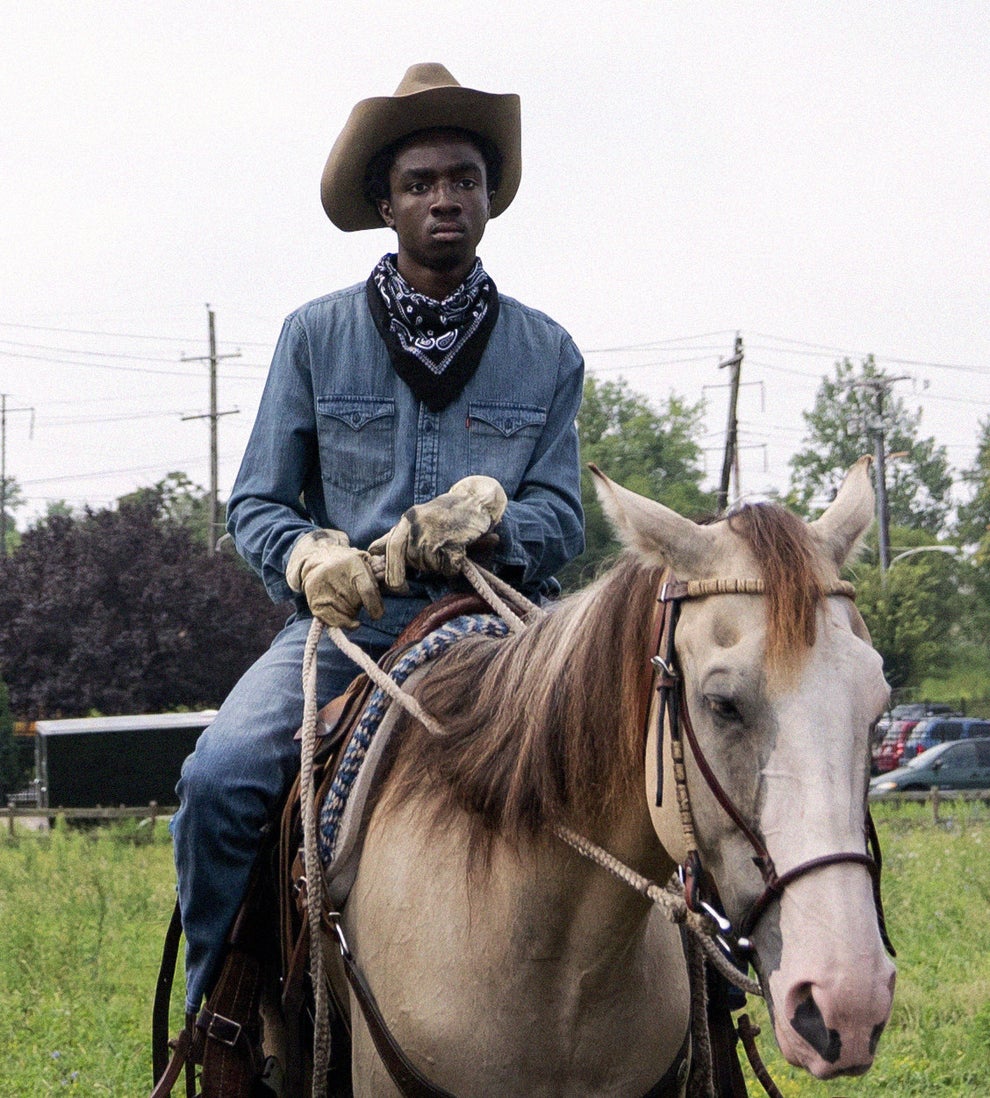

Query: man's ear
<box><xmin>377</xmin><ymin>198</ymin><xmax>395</xmax><ymax>228</ymax></box>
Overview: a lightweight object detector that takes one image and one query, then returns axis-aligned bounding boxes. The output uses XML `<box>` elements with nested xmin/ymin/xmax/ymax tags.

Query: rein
<box><xmin>652</xmin><ymin>574</ymin><xmax>895</xmax><ymax>956</ymax></box>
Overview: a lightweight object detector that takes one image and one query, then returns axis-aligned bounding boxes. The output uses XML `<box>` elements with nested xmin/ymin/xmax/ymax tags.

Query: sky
<box><xmin>3</xmin><ymin>2</ymin><xmax>988</xmax><ymax>527</ymax></box>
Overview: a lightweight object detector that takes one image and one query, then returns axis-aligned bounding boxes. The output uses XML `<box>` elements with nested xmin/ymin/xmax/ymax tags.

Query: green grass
<box><xmin>0</xmin><ymin>820</ymin><xmax>184</xmax><ymax>1096</ymax></box>
<box><xmin>0</xmin><ymin>805</ymin><xmax>988</xmax><ymax>1096</ymax></box>
<box><xmin>916</xmin><ymin>642</ymin><xmax>990</xmax><ymax>713</ymax></box>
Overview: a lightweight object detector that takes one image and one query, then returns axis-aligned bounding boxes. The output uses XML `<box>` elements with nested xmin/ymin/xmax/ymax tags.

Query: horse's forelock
<box><xmin>726</xmin><ymin>503</ymin><xmax>825</xmax><ymax>675</ymax></box>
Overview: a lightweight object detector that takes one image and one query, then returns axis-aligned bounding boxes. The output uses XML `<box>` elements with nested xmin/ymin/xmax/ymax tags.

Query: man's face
<box><xmin>377</xmin><ymin>131</ymin><xmax>493</xmax><ymax>278</ymax></box>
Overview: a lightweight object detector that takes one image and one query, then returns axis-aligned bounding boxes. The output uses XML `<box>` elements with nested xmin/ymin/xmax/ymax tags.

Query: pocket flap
<box><xmin>318</xmin><ymin>396</ymin><xmax>394</xmax><ymax>431</ymax></box>
<box><xmin>468</xmin><ymin>402</ymin><xmax>547</xmax><ymax>438</ymax></box>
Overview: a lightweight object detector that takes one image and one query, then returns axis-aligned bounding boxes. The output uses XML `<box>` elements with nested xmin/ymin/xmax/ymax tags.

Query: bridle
<box><xmin>649</xmin><ymin>574</ymin><xmax>895</xmax><ymax>957</ymax></box>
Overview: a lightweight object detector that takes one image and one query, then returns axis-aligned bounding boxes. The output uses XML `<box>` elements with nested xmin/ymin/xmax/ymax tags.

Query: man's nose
<box><xmin>430</xmin><ymin>183</ymin><xmax>462</xmax><ymax>211</ymax></box>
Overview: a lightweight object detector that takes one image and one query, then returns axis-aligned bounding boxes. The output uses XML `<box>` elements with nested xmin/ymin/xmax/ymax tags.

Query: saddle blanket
<box><xmin>319</xmin><ymin>613</ymin><xmax>509</xmax><ymax>907</ymax></box>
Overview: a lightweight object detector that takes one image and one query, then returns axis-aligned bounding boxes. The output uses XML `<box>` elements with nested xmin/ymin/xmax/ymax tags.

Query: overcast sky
<box><xmin>3</xmin><ymin>2</ymin><xmax>988</xmax><ymax>527</ymax></box>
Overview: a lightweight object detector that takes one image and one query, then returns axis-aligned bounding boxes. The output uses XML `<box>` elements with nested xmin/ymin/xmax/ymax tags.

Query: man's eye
<box><xmin>459</xmin><ymin>178</ymin><xmax>477</xmax><ymax>189</ymax></box>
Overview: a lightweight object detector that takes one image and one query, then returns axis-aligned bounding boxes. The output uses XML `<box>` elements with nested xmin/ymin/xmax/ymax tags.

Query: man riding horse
<box><xmin>171</xmin><ymin>62</ymin><xmax>586</xmax><ymax>1030</ymax></box>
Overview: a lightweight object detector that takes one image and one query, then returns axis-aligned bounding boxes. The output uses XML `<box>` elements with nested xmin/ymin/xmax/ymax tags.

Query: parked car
<box><xmin>872</xmin><ymin>705</ymin><xmax>962</xmax><ymax>773</ymax></box>
<box><xmin>869</xmin><ymin>738</ymin><xmax>990</xmax><ymax>796</ymax></box>
<box><xmin>903</xmin><ymin>716</ymin><xmax>990</xmax><ymax>760</ymax></box>
<box><xmin>874</xmin><ymin>703</ymin><xmax>955</xmax><ymax>745</ymax></box>
<box><xmin>874</xmin><ymin>720</ymin><xmax>922</xmax><ymax>773</ymax></box>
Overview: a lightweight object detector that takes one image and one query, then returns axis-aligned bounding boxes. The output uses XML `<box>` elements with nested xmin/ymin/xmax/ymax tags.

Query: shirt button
<box><xmin>419</xmin><ymin>483</ymin><xmax>430</xmax><ymax>495</ymax></box>
<box><xmin>423</xmin><ymin>421</ymin><xmax>433</xmax><ymax>433</ymax></box>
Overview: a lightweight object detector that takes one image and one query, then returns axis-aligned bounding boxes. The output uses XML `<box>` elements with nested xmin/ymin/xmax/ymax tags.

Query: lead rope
<box><xmin>300</xmin><ymin>616</ymin><xmax>331</xmax><ymax>1098</ymax></box>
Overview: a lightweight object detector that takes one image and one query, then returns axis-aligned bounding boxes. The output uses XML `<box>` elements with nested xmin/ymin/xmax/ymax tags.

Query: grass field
<box><xmin>0</xmin><ymin>802</ymin><xmax>988</xmax><ymax>1096</ymax></box>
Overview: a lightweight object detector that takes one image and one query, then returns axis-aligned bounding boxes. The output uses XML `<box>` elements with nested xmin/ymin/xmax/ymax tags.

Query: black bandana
<box><xmin>366</xmin><ymin>253</ymin><xmax>500</xmax><ymax>412</ymax></box>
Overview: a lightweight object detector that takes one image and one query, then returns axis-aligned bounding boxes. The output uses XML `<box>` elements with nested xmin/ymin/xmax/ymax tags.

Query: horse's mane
<box><xmin>381</xmin><ymin>553</ymin><xmax>663</xmax><ymax>852</ymax></box>
<box><xmin>381</xmin><ymin>501</ymin><xmax>825</xmax><ymax>850</ymax></box>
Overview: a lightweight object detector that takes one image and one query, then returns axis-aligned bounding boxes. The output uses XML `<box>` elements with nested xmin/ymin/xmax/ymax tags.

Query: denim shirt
<box><xmin>227</xmin><ymin>280</ymin><xmax>585</xmax><ymax>604</ymax></box>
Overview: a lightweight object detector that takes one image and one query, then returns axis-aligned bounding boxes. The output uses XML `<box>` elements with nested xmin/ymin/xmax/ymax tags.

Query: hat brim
<box><xmin>321</xmin><ymin>85</ymin><xmax>521</xmax><ymax>232</ymax></box>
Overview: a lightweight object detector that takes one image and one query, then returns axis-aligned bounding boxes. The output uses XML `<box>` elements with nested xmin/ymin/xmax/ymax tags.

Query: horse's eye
<box><xmin>705</xmin><ymin>695</ymin><xmax>741</xmax><ymax>722</ymax></box>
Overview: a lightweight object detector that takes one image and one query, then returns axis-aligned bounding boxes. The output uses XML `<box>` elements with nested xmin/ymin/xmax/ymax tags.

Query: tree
<box><xmin>0</xmin><ymin>494</ymin><xmax>287</xmax><ymax>720</ymax></box>
<box><xmin>789</xmin><ymin>357</ymin><xmax>952</xmax><ymax>535</ymax></box>
<box><xmin>1</xmin><ymin>475</ymin><xmax>25</xmax><ymax>555</ymax></box>
<box><xmin>557</xmin><ymin>377</ymin><xmax>715</xmax><ymax>588</ymax></box>
<box><xmin>950</xmin><ymin>417</ymin><xmax>990</xmax><ymax>662</ymax></box>
<box><xmin>119</xmin><ymin>471</ymin><xmax>215</xmax><ymax>548</ymax></box>
<box><xmin>0</xmin><ymin>676</ymin><xmax>23</xmax><ymax>797</ymax></box>
<box><xmin>851</xmin><ymin>537</ymin><xmax>961</xmax><ymax>689</ymax></box>
<box><xmin>957</xmin><ymin>417</ymin><xmax>990</xmax><ymax>556</ymax></box>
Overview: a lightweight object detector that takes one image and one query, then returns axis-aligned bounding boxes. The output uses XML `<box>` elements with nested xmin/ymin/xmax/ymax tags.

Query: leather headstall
<box><xmin>648</xmin><ymin>573</ymin><xmax>895</xmax><ymax>957</ymax></box>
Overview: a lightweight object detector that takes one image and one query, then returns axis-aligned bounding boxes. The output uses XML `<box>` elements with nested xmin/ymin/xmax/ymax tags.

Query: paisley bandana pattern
<box><xmin>366</xmin><ymin>253</ymin><xmax>500</xmax><ymax>412</ymax></box>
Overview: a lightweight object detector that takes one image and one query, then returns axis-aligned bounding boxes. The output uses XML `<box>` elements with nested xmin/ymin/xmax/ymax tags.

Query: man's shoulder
<box><xmin>285</xmin><ymin>282</ymin><xmax>368</xmax><ymax>327</ymax></box>
<box><xmin>495</xmin><ymin>294</ymin><xmax>579</xmax><ymax>353</ymax></box>
<box><xmin>497</xmin><ymin>293</ymin><xmax>568</xmax><ymax>332</ymax></box>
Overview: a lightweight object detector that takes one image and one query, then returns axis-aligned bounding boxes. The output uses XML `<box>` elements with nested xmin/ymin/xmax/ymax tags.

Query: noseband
<box><xmin>650</xmin><ymin>575</ymin><xmax>895</xmax><ymax>957</ymax></box>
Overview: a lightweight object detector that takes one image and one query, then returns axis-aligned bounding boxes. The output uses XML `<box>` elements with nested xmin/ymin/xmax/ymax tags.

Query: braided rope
<box><xmin>300</xmin><ymin>617</ymin><xmax>330</xmax><ymax>1098</ymax></box>
<box><xmin>553</xmin><ymin>825</ymin><xmax>762</xmax><ymax>997</ymax></box>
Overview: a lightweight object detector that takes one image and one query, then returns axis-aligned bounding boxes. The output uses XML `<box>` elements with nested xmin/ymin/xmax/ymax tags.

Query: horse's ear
<box><xmin>810</xmin><ymin>456</ymin><xmax>876</xmax><ymax>567</ymax></box>
<box><xmin>589</xmin><ymin>464</ymin><xmax>718</xmax><ymax>573</ymax></box>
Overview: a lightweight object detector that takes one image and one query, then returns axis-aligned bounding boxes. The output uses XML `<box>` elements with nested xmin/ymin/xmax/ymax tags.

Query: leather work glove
<box><xmin>286</xmin><ymin>529</ymin><xmax>384</xmax><ymax>629</ymax></box>
<box><xmin>369</xmin><ymin>475</ymin><xmax>508</xmax><ymax>592</ymax></box>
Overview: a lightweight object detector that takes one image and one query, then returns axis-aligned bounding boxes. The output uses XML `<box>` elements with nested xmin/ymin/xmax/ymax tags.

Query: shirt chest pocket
<box><xmin>467</xmin><ymin>401</ymin><xmax>547</xmax><ymax>492</ymax></box>
<box><xmin>317</xmin><ymin>395</ymin><xmax>395</xmax><ymax>493</ymax></box>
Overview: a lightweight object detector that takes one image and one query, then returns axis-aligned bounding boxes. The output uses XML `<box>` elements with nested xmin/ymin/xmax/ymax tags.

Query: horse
<box><xmin>318</xmin><ymin>456</ymin><xmax>895</xmax><ymax>1096</ymax></box>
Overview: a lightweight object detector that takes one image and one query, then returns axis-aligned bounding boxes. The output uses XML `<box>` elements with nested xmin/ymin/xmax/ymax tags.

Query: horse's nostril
<box><xmin>790</xmin><ymin>993</ymin><xmax>843</xmax><ymax>1064</ymax></box>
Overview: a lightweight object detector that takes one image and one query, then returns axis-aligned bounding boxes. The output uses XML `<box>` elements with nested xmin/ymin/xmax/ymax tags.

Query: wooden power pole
<box><xmin>716</xmin><ymin>334</ymin><xmax>744</xmax><ymax>513</ymax></box>
<box><xmin>182</xmin><ymin>306</ymin><xmax>240</xmax><ymax>553</ymax></box>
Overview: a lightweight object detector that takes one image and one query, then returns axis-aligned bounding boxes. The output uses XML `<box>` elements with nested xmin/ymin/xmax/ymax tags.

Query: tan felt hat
<box><xmin>321</xmin><ymin>63</ymin><xmax>521</xmax><ymax>231</ymax></box>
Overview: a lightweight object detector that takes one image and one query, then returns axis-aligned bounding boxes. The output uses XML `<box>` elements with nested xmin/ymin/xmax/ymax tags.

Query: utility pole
<box><xmin>0</xmin><ymin>394</ymin><xmax>34</xmax><ymax>557</ymax></box>
<box><xmin>715</xmin><ymin>334</ymin><xmax>744</xmax><ymax>513</ymax></box>
<box><xmin>181</xmin><ymin>306</ymin><xmax>240</xmax><ymax>554</ymax></box>
<box><xmin>851</xmin><ymin>375</ymin><xmax>909</xmax><ymax>574</ymax></box>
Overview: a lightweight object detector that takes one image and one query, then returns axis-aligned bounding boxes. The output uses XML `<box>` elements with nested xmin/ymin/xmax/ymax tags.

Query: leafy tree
<box><xmin>0</xmin><ymin>494</ymin><xmax>287</xmax><ymax>720</ymax></box>
<box><xmin>119</xmin><ymin>471</ymin><xmax>216</xmax><ymax>548</ymax></box>
<box><xmin>789</xmin><ymin>357</ymin><xmax>952</xmax><ymax>534</ymax></box>
<box><xmin>851</xmin><ymin>536</ymin><xmax>961</xmax><ymax>689</ymax></box>
<box><xmin>1</xmin><ymin>475</ymin><xmax>25</xmax><ymax>555</ymax></box>
<box><xmin>558</xmin><ymin>377</ymin><xmax>715</xmax><ymax>589</ymax></box>
<box><xmin>948</xmin><ymin>419</ymin><xmax>990</xmax><ymax>664</ymax></box>
<box><xmin>957</xmin><ymin>417</ymin><xmax>990</xmax><ymax>556</ymax></box>
<box><xmin>0</xmin><ymin>676</ymin><xmax>23</xmax><ymax>797</ymax></box>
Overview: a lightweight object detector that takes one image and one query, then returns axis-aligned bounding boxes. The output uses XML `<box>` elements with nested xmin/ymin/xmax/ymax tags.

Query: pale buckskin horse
<box><xmin>322</xmin><ymin>456</ymin><xmax>896</xmax><ymax>1096</ymax></box>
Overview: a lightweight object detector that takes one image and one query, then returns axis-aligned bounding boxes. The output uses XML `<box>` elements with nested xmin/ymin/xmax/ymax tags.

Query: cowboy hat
<box><xmin>321</xmin><ymin>63</ymin><xmax>521</xmax><ymax>232</ymax></box>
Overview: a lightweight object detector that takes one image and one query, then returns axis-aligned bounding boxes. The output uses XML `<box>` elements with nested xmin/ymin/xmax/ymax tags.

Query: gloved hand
<box><xmin>286</xmin><ymin>529</ymin><xmax>384</xmax><ymax>629</ymax></box>
<box><xmin>369</xmin><ymin>475</ymin><xmax>508</xmax><ymax>591</ymax></box>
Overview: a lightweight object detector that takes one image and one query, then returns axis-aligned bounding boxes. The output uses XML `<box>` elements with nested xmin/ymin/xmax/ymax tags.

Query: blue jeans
<box><xmin>171</xmin><ymin>596</ymin><xmax>429</xmax><ymax>1012</ymax></box>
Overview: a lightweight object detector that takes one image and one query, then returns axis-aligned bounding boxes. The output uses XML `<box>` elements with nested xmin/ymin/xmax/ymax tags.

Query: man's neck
<box><xmin>395</xmin><ymin>254</ymin><xmax>476</xmax><ymax>300</ymax></box>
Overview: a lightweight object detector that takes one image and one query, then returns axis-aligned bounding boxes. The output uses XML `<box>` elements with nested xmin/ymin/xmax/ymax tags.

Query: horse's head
<box><xmin>593</xmin><ymin>457</ymin><xmax>895</xmax><ymax>1080</ymax></box>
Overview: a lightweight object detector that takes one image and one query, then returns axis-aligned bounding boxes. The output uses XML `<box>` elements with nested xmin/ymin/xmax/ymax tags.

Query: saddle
<box><xmin>150</xmin><ymin>593</ymin><xmax>488</xmax><ymax>1098</ymax></box>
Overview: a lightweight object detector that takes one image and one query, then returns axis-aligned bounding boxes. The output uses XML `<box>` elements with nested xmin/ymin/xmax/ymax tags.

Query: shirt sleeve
<box><xmin>226</xmin><ymin>315</ymin><xmax>319</xmax><ymax>603</ymax></box>
<box><xmin>489</xmin><ymin>332</ymin><xmax>586</xmax><ymax>592</ymax></box>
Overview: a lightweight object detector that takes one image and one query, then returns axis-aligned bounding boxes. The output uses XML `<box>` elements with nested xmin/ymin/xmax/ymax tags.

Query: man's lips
<box><xmin>430</xmin><ymin>222</ymin><xmax>465</xmax><ymax>236</ymax></box>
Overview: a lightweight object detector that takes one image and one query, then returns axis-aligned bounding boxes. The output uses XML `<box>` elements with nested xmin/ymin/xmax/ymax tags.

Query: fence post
<box><xmin>931</xmin><ymin>786</ymin><xmax>940</xmax><ymax>825</ymax></box>
<box><xmin>6</xmin><ymin>799</ymin><xmax>13</xmax><ymax>837</ymax></box>
<box><xmin>149</xmin><ymin>800</ymin><xmax>158</xmax><ymax>832</ymax></box>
